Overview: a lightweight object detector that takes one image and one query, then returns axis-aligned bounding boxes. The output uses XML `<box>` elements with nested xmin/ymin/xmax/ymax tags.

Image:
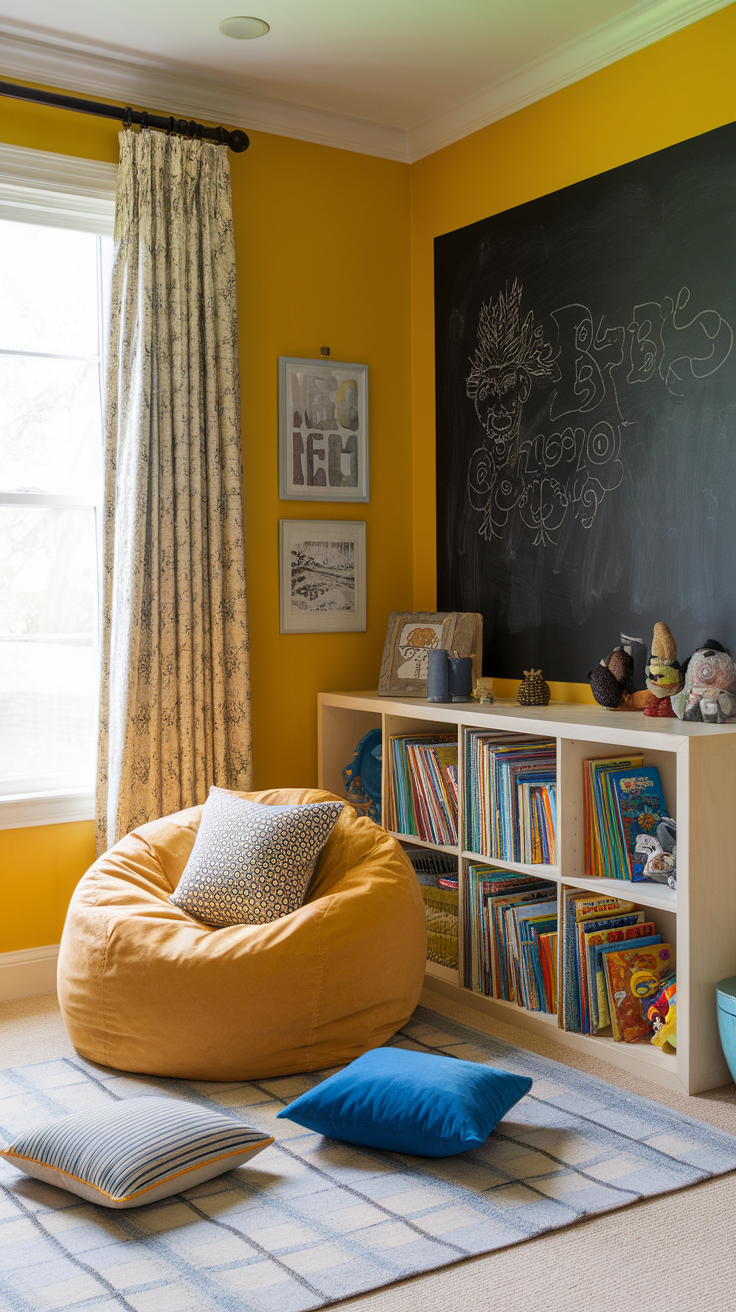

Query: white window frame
<box><xmin>0</xmin><ymin>143</ymin><xmax>116</xmax><ymax>830</ymax></box>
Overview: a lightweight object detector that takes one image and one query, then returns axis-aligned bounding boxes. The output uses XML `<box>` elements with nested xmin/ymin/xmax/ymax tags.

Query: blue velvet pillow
<box><xmin>276</xmin><ymin>1046</ymin><xmax>532</xmax><ymax>1157</ymax></box>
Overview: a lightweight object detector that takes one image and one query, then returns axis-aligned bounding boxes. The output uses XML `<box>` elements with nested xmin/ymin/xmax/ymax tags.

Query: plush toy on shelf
<box><xmin>642</xmin><ymin>622</ymin><xmax>683</xmax><ymax>718</ymax></box>
<box><xmin>588</xmin><ymin>642</ymin><xmax>650</xmax><ymax>710</ymax></box>
<box><xmin>671</xmin><ymin>641</ymin><xmax>736</xmax><ymax>723</ymax></box>
<box><xmin>632</xmin><ymin>827</ymin><xmax>677</xmax><ymax>889</ymax></box>
<box><xmin>647</xmin><ymin>978</ymin><xmax>677</xmax><ymax>1049</ymax></box>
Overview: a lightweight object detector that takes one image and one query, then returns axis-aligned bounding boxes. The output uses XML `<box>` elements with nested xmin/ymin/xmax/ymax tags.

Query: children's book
<box><xmin>559</xmin><ymin>891</ymin><xmax>635</xmax><ymax>1032</ymax></box>
<box><xmin>592</xmin><ymin>932</ymin><xmax>661</xmax><ymax>1030</ymax></box>
<box><xmin>388</xmin><ymin>734</ymin><xmax>456</xmax><ymax>838</ymax></box>
<box><xmin>507</xmin><ymin>901</ymin><xmax>557</xmax><ymax>1008</ymax></box>
<box><xmin>524</xmin><ymin>917</ymin><xmax>557</xmax><ymax>1012</ymax></box>
<box><xmin>463</xmin><ymin>865</ymin><xmax>542</xmax><ymax>992</ymax></box>
<box><xmin>537</xmin><ymin>930</ymin><xmax>558</xmax><ymax>1011</ymax></box>
<box><xmin>577</xmin><ymin>912</ymin><xmax>646</xmax><ymax>1032</ymax></box>
<box><xmin>609</xmin><ymin>767</ymin><xmax>669</xmax><ymax>880</ymax></box>
<box><xmin>584</xmin><ymin>755</ymin><xmax>643</xmax><ymax>878</ymax></box>
<box><xmin>464</xmin><ymin>731</ymin><xmax>556</xmax><ymax>861</ymax></box>
<box><xmin>583</xmin><ymin>917</ymin><xmax>655</xmax><ymax>1030</ymax></box>
<box><xmin>604</xmin><ymin>942</ymin><xmax>675</xmax><ymax>1042</ymax></box>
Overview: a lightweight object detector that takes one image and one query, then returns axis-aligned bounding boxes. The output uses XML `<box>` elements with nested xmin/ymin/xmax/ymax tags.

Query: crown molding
<box><xmin>0</xmin><ymin>1</ymin><xmax>730</xmax><ymax>167</ymax></box>
<box><xmin>406</xmin><ymin>0</ymin><xmax>735</xmax><ymax>161</ymax></box>
<box><xmin>0</xmin><ymin>28</ymin><xmax>410</xmax><ymax>163</ymax></box>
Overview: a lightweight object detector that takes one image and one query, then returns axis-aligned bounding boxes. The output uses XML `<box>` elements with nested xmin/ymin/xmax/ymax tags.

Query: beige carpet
<box><xmin>2</xmin><ymin>988</ymin><xmax>735</xmax><ymax>1312</ymax></box>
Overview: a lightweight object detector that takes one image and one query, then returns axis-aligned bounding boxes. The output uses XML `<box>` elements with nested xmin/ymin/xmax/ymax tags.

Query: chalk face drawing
<box><xmin>465</xmin><ymin>281</ymin><xmax>733</xmax><ymax>546</ymax></box>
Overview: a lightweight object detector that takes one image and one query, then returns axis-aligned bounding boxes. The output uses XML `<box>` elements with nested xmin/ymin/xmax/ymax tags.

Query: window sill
<box><xmin>0</xmin><ymin>789</ymin><xmax>95</xmax><ymax>831</ymax></box>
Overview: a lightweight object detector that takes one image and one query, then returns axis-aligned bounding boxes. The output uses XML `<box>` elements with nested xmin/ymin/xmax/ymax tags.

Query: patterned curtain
<box><xmin>96</xmin><ymin>129</ymin><xmax>252</xmax><ymax>854</ymax></box>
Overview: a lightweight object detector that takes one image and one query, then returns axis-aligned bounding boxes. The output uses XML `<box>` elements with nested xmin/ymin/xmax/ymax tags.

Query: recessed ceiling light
<box><xmin>219</xmin><ymin>16</ymin><xmax>270</xmax><ymax>39</ymax></box>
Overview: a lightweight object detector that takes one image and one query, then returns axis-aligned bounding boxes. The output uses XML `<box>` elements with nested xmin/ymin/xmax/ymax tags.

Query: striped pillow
<box><xmin>0</xmin><ymin>1096</ymin><xmax>273</xmax><ymax>1209</ymax></box>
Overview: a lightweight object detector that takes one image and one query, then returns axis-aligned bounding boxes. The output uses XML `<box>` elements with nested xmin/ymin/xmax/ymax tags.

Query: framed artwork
<box><xmin>278</xmin><ymin>356</ymin><xmax>369</xmax><ymax>502</ymax></box>
<box><xmin>279</xmin><ymin>519</ymin><xmax>367</xmax><ymax>633</ymax></box>
<box><xmin>378</xmin><ymin>611</ymin><xmax>483</xmax><ymax>696</ymax></box>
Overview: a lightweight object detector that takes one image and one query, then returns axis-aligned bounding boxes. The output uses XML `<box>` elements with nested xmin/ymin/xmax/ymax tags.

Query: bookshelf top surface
<box><xmin>320</xmin><ymin>691</ymin><xmax>736</xmax><ymax>748</ymax></box>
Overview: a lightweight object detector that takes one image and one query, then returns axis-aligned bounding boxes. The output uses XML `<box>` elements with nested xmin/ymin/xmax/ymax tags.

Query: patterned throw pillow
<box><xmin>0</xmin><ymin>1096</ymin><xmax>273</xmax><ymax>1209</ymax></box>
<box><xmin>168</xmin><ymin>787</ymin><xmax>344</xmax><ymax>927</ymax></box>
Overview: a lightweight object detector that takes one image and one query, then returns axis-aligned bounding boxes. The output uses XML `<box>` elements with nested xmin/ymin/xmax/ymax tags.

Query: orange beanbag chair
<box><xmin>57</xmin><ymin>789</ymin><xmax>427</xmax><ymax>1081</ymax></box>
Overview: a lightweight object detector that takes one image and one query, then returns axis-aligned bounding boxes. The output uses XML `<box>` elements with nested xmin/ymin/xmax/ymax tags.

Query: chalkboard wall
<box><xmin>435</xmin><ymin>121</ymin><xmax>736</xmax><ymax>682</ymax></box>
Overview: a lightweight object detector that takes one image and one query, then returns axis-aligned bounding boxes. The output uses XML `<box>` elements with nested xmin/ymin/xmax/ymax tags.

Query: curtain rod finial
<box><xmin>226</xmin><ymin>128</ymin><xmax>250</xmax><ymax>153</ymax></box>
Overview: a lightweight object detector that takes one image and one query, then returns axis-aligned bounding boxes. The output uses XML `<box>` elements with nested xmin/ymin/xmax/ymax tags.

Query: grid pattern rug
<box><xmin>2</xmin><ymin>1006</ymin><xmax>736</xmax><ymax>1312</ymax></box>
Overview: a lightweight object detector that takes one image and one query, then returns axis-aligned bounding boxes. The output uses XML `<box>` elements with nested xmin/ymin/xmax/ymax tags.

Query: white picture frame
<box><xmin>278</xmin><ymin>356</ymin><xmax>369</xmax><ymax>502</ymax></box>
<box><xmin>279</xmin><ymin>519</ymin><xmax>367</xmax><ymax>633</ymax></box>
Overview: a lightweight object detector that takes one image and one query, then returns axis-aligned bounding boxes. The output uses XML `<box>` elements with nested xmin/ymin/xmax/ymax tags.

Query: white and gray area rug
<box><xmin>2</xmin><ymin>1006</ymin><xmax>736</xmax><ymax>1311</ymax></box>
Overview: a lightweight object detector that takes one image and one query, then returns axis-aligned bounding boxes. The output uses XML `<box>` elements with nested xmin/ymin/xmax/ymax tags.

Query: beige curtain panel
<box><xmin>96</xmin><ymin>129</ymin><xmax>252</xmax><ymax>854</ymax></box>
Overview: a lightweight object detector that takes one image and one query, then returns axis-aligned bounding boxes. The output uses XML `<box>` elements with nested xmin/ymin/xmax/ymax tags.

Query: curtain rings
<box><xmin>216</xmin><ymin>126</ymin><xmax>227</xmax><ymax>147</ymax></box>
<box><xmin>167</xmin><ymin>116</ymin><xmax>176</xmax><ymax>136</ymax></box>
<box><xmin>140</xmin><ymin>111</ymin><xmax>149</xmax><ymax>131</ymax></box>
<box><xmin>123</xmin><ymin>106</ymin><xmax>133</xmax><ymax>130</ymax></box>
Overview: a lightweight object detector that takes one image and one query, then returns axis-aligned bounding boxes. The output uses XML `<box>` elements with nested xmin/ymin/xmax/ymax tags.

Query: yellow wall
<box><xmin>231</xmin><ymin>132</ymin><xmax>412</xmax><ymax>787</ymax></box>
<box><xmin>4</xmin><ymin>4</ymin><xmax>736</xmax><ymax>949</ymax></box>
<box><xmin>1</xmin><ymin>95</ymin><xmax>412</xmax><ymax>951</ymax></box>
<box><xmin>409</xmin><ymin>3</ymin><xmax>736</xmax><ymax>700</ymax></box>
<box><xmin>0</xmin><ymin>824</ymin><xmax>96</xmax><ymax>954</ymax></box>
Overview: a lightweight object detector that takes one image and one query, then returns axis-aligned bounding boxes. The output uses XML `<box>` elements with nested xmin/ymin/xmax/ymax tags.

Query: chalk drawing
<box><xmin>466</xmin><ymin>281</ymin><xmax>733</xmax><ymax>545</ymax></box>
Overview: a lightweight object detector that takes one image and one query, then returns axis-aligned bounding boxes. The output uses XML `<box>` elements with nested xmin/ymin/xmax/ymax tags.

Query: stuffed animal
<box><xmin>633</xmin><ymin>834</ymin><xmax>677</xmax><ymax>888</ymax></box>
<box><xmin>589</xmin><ymin>642</ymin><xmax>650</xmax><ymax>710</ymax></box>
<box><xmin>647</xmin><ymin>979</ymin><xmax>677</xmax><ymax>1049</ymax></box>
<box><xmin>671</xmin><ymin>642</ymin><xmax>736</xmax><ymax>723</ymax></box>
<box><xmin>589</xmin><ymin>645</ymin><xmax>634</xmax><ymax>708</ymax></box>
<box><xmin>642</xmin><ymin>622</ymin><xmax>682</xmax><ymax>718</ymax></box>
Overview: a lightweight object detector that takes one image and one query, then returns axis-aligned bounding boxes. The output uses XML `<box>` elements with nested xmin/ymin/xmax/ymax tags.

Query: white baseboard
<box><xmin>0</xmin><ymin>944</ymin><xmax>59</xmax><ymax>1001</ymax></box>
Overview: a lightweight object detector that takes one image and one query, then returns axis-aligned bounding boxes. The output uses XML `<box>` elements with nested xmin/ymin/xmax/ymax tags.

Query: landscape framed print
<box><xmin>278</xmin><ymin>357</ymin><xmax>369</xmax><ymax>502</ymax></box>
<box><xmin>279</xmin><ymin>519</ymin><xmax>367</xmax><ymax>633</ymax></box>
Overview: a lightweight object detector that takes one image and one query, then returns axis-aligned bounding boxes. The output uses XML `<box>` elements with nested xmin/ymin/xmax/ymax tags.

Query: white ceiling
<box><xmin>0</xmin><ymin>0</ymin><xmax>730</xmax><ymax>161</ymax></box>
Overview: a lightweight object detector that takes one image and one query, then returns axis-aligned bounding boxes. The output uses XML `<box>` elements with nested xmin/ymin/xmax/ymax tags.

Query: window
<box><xmin>0</xmin><ymin>144</ymin><xmax>116</xmax><ymax>825</ymax></box>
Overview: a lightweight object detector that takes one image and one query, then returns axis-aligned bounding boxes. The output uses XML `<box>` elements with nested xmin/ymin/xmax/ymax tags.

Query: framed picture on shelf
<box><xmin>378</xmin><ymin>611</ymin><xmax>483</xmax><ymax>696</ymax></box>
<box><xmin>279</xmin><ymin>519</ymin><xmax>367</xmax><ymax>633</ymax></box>
<box><xmin>278</xmin><ymin>357</ymin><xmax>369</xmax><ymax>502</ymax></box>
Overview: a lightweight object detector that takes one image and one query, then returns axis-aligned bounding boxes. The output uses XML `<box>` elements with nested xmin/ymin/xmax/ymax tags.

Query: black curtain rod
<box><xmin>0</xmin><ymin>80</ymin><xmax>250</xmax><ymax>152</ymax></box>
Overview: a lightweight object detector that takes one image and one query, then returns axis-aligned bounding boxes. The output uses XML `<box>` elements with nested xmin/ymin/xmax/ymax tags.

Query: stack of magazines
<box><xmin>387</xmin><ymin>733</ymin><xmax>458</xmax><ymax>845</ymax></box>
<box><xmin>465</xmin><ymin>731</ymin><xmax>556</xmax><ymax>863</ymax></box>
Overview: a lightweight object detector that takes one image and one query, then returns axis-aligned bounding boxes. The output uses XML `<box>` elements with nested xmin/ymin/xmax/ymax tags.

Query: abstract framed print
<box><xmin>279</xmin><ymin>357</ymin><xmax>369</xmax><ymax>502</ymax></box>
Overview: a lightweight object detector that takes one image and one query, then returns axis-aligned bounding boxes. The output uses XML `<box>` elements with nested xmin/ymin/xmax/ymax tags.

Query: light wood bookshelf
<box><xmin>318</xmin><ymin>690</ymin><xmax>736</xmax><ymax>1096</ymax></box>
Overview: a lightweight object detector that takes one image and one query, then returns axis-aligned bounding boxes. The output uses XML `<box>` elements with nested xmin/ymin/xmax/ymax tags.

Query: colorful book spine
<box><xmin>559</xmin><ymin>891</ymin><xmax>636</xmax><ymax>1032</ymax></box>
<box><xmin>388</xmin><ymin>734</ymin><xmax>457</xmax><ymax>843</ymax></box>
<box><xmin>465</xmin><ymin>731</ymin><xmax>557</xmax><ymax>864</ymax></box>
